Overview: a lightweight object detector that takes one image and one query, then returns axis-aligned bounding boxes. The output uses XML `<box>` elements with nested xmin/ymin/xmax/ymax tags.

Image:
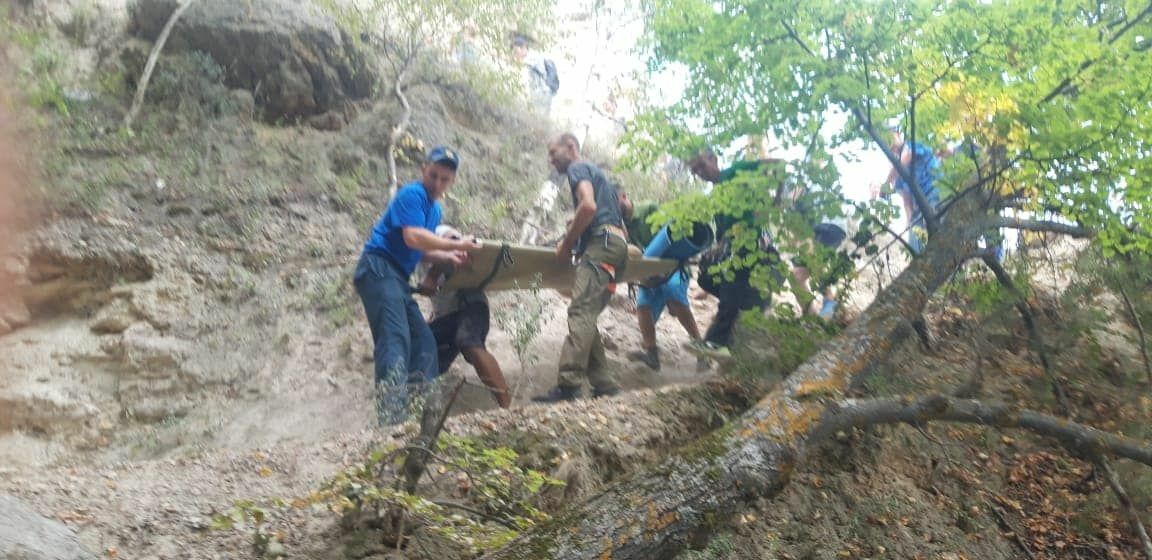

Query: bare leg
<box><xmin>791</xmin><ymin>265</ymin><xmax>816</xmax><ymax>314</ymax></box>
<box><xmin>461</xmin><ymin>347</ymin><xmax>511</xmax><ymax>408</ymax></box>
<box><xmin>667</xmin><ymin>301</ymin><xmax>701</xmax><ymax>340</ymax></box>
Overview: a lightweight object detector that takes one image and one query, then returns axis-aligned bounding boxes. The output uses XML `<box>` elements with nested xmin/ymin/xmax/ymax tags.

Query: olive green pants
<box><xmin>557</xmin><ymin>235</ymin><xmax>629</xmax><ymax>391</ymax></box>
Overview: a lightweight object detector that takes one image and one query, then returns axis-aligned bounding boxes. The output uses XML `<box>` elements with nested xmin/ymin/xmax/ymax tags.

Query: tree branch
<box><xmin>1094</xmin><ymin>457</ymin><xmax>1152</xmax><ymax>559</ymax></box>
<box><xmin>990</xmin><ymin>217</ymin><xmax>1094</xmax><ymax>238</ymax></box>
<box><xmin>123</xmin><ymin>0</ymin><xmax>199</xmax><ymax>132</ymax></box>
<box><xmin>813</xmin><ymin>395</ymin><xmax>1152</xmax><ymax>468</ymax></box>
<box><xmin>781</xmin><ymin>19</ymin><xmax>818</xmax><ymax>59</ymax></box>
<box><xmin>430</xmin><ymin>500</ymin><xmax>521</xmax><ymax>531</ymax></box>
<box><xmin>401</xmin><ymin>373</ymin><xmax>466</xmax><ymax>495</ymax></box>
<box><xmin>905</xmin><ymin>91</ymin><xmax>939</xmax><ymax>235</ymax></box>
<box><xmin>1040</xmin><ymin>1</ymin><xmax>1152</xmax><ymax>103</ymax></box>
<box><xmin>849</xmin><ymin>106</ymin><xmax>938</xmax><ymax>236</ymax></box>
<box><xmin>385</xmin><ymin>58</ymin><xmax>414</xmax><ymax>198</ymax></box>
<box><xmin>981</xmin><ymin>252</ymin><xmax>1072</xmax><ymax>416</ymax></box>
<box><xmin>1118</xmin><ymin>284</ymin><xmax>1152</xmax><ymax>386</ymax></box>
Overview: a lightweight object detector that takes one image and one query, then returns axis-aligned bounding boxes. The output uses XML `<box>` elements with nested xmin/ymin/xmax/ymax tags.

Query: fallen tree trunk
<box><xmin>483</xmin><ymin>190</ymin><xmax>991</xmax><ymax>559</ymax></box>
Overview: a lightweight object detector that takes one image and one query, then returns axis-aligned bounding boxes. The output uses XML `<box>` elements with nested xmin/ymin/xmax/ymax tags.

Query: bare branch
<box><xmin>123</xmin><ymin>0</ymin><xmax>199</xmax><ymax>132</ymax></box>
<box><xmin>1094</xmin><ymin>457</ymin><xmax>1152</xmax><ymax>559</ymax></box>
<box><xmin>1118</xmin><ymin>285</ymin><xmax>1152</xmax><ymax>386</ymax></box>
<box><xmin>815</xmin><ymin>395</ymin><xmax>1152</xmax><ymax>468</ymax></box>
<box><xmin>905</xmin><ymin>92</ymin><xmax>939</xmax><ymax>235</ymax></box>
<box><xmin>401</xmin><ymin>373</ymin><xmax>466</xmax><ymax>494</ymax></box>
<box><xmin>990</xmin><ymin>217</ymin><xmax>1094</xmax><ymax>238</ymax></box>
<box><xmin>849</xmin><ymin>106</ymin><xmax>938</xmax><ymax>235</ymax></box>
<box><xmin>911</xmin><ymin>38</ymin><xmax>992</xmax><ymax>102</ymax></box>
<box><xmin>981</xmin><ymin>253</ymin><xmax>1072</xmax><ymax>415</ymax></box>
<box><xmin>430</xmin><ymin>500</ymin><xmax>520</xmax><ymax>531</ymax></box>
<box><xmin>781</xmin><ymin>19</ymin><xmax>818</xmax><ymax>59</ymax></box>
<box><xmin>1040</xmin><ymin>1</ymin><xmax>1152</xmax><ymax>103</ymax></box>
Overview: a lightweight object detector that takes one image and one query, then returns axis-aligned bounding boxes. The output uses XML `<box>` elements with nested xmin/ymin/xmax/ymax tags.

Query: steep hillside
<box><xmin>3</xmin><ymin>2</ymin><xmax>1152</xmax><ymax>560</ymax></box>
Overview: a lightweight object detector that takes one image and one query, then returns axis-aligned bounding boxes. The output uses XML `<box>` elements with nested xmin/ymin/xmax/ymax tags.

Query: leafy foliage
<box><xmin>732</xmin><ymin>304</ymin><xmax>838</xmax><ymax>379</ymax></box>
<box><xmin>629</xmin><ymin>0</ymin><xmax>1152</xmax><ymax>279</ymax></box>
<box><xmin>307</xmin><ymin>435</ymin><xmax>563</xmax><ymax>553</ymax></box>
<box><xmin>493</xmin><ymin>274</ymin><xmax>551</xmax><ymax>375</ymax></box>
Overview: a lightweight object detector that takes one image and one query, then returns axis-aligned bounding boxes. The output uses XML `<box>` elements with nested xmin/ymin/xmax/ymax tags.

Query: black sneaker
<box><xmin>591</xmin><ymin>386</ymin><xmax>621</xmax><ymax>399</ymax></box>
<box><xmin>626</xmin><ymin>347</ymin><xmax>660</xmax><ymax>371</ymax></box>
<box><xmin>531</xmin><ymin>385</ymin><xmax>582</xmax><ymax>403</ymax></box>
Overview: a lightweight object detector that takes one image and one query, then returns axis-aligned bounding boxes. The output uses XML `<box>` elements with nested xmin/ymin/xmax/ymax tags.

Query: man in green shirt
<box><xmin>687</xmin><ymin>149</ymin><xmax>784</xmax><ymax>358</ymax></box>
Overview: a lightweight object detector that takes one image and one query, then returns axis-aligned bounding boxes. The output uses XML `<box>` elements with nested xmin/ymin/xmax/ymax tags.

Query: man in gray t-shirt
<box><xmin>533</xmin><ymin>133</ymin><xmax>629</xmax><ymax>403</ymax></box>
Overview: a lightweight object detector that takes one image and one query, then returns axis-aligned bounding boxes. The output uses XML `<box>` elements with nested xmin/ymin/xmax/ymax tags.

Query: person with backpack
<box><xmin>619</xmin><ymin>191</ymin><xmax>709</xmax><ymax>372</ymax></box>
<box><xmin>512</xmin><ymin>35</ymin><xmax>558</xmax><ymax>116</ymax></box>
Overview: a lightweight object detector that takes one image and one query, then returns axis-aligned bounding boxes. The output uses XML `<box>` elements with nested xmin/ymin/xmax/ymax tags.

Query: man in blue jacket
<box><xmin>354</xmin><ymin>146</ymin><xmax>481</xmax><ymax>425</ymax></box>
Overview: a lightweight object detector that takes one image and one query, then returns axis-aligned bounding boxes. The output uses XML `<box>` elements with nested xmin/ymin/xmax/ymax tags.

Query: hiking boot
<box><xmin>591</xmin><ymin>385</ymin><xmax>621</xmax><ymax>399</ymax></box>
<box><xmin>531</xmin><ymin>385</ymin><xmax>582</xmax><ymax>403</ymax></box>
<box><xmin>684</xmin><ymin>339</ymin><xmax>734</xmax><ymax>364</ymax></box>
<box><xmin>626</xmin><ymin>347</ymin><xmax>661</xmax><ymax>371</ymax></box>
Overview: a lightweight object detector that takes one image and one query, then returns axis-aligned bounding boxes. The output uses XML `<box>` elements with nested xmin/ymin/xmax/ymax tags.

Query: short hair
<box><xmin>688</xmin><ymin>146</ymin><xmax>716</xmax><ymax>163</ymax></box>
<box><xmin>554</xmin><ymin>132</ymin><xmax>581</xmax><ymax>151</ymax></box>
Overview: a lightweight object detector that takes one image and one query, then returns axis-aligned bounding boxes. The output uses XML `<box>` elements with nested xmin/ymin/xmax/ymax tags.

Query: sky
<box><xmin>541</xmin><ymin>1</ymin><xmax>892</xmax><ymax>204</ymax></box>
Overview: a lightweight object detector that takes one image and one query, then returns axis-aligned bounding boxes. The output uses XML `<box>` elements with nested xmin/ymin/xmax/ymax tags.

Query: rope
<box><xmin>476</xmin><ymin>243</ymin><xmax>513</xmax><ymax>291</ymax></box>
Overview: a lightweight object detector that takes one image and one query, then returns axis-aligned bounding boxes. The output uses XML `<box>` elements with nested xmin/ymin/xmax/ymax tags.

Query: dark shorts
<box><xmin>428</xmin><ymin>300</ymin><xmax>490</xmax><ymax>374</ymax></box>
<box><xmin>793</xmin><ymin>224</ymin><xmax>847</xmax><ymax>269</ymax></box>
<box><xmin>813</xmin><ymin>223</ymin><xmax>847</xmax><ymax>248</ymax></box>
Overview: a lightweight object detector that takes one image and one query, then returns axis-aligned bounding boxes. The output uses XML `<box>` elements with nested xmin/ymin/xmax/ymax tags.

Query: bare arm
<box><xmin>416</xmin><ymin>262</ymin><xmax>451</xmax><ymax>296</ymax></box>
<box><xmin>403</xmin><ymin>227</ymin><xmax>480</xmax><ymax>253</ymax></box>
<box><xmin>405</xmin><ymin>227</ymin><xmax>481</xmax><ymax>267</ymax></box>
<box><xmin>884</xmin><ymin>144</ymin><xmax>910</xmax><ymax>186</ymax></box>
<box><xmin>556</xmin><ymin>180</ymin><xmax>597</xmax><ymax>259</ymax></box>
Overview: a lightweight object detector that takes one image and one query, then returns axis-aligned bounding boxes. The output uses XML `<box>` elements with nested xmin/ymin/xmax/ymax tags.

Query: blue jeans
<box><xmin>354</xmin><ymin>252</ymin><xmax>438</xmax><ymax>425</ymax></box>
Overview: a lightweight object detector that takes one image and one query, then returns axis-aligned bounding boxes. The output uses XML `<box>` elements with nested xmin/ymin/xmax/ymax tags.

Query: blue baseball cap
<box><xmin>426</xmin><ymin>146</ymin><xmax>460</xmax><ymax>171</ymax></box>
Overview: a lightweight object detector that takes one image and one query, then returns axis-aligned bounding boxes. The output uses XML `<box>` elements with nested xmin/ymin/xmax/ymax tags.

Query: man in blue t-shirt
<box><xmin>354</xmin><ymin>146</ymin><xmax>482</xmax><ymax>426</ymax></box>
<box><xmin>883</xmin><ymin>126</ymin><xmax>940</xmax><ymax>254</ymax></box>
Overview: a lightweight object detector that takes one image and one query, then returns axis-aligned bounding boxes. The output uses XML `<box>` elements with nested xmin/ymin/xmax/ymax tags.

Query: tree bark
<box><xmin>482</xmin><ymin>187</ymin><xmax>991</xmax><ymax>559</ymax></box>
<box><xmin>401</xmin><ymin>373</ymin><xmax>465</xmax><ymax>495</ymax></box>
<box><xmin>385</xmin><ymin>64</ymin><xmax>412</xmax><ymax>199</ymax></box>
<box><xmin>123</xmin><ymin>0</ymin><xmax>199</xmax><ymax>132</ymax></box>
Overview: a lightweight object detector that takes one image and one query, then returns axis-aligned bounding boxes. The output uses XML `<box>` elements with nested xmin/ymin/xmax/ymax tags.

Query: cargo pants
<box><xmin>557</xmin><ymin>233</ymin><xmax>629</xmax><ymax>392</ymax></box>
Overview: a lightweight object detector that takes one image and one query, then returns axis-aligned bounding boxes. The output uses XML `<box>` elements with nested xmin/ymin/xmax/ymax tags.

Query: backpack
<box><xmin>541</xmin><ymin>59</ymin><xmax>560</xmax><ymax>94</ymax></box>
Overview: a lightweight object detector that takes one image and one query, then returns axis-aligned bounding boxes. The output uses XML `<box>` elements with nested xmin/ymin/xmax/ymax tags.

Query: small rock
<box><xmin>187</xmin><ymin>516</ymin><xmax>209</xmax><ymax>531</ymax></box>
<box><xmin>264</xmin><ymin>541</ymin><xmax>286</xmax><ymax>558</ymax></box>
